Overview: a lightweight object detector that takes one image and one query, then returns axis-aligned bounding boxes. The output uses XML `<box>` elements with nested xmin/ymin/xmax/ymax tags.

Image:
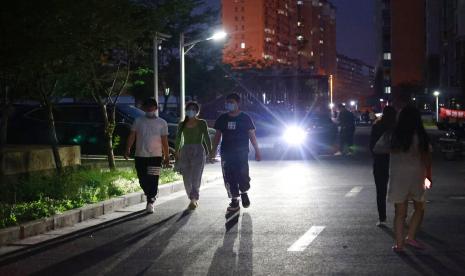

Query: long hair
<box><xmin>391</xmin><ymin>105</ymin><xmax>430</xmax><ymax>153</ymax></box>
<box><xmin>379</xmin><ymin>106</ymin><xmax>397</xmax><ymax>130</ymax></box>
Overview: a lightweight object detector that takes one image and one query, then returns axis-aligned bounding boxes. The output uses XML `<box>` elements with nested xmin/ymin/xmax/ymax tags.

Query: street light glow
<box><xmin>329</xmin><ymin>103</ymin><xmax>335</xmax><ymax>109</ymax></box>
<box><xmin>350</xmin><ymin>100</ymin><xmax>356</xmax><ymax>106</ymax></box>
<box><xmin>380</xmin><ymin>99</ymin><xmax>384</xmax><ymax>102</ymax></box>
<box><xmin>209</xmin><ymin>31</ymin><xmax>227</xmax><ymax>41</ymax></box>
<box><xmin>433</xmin><ymin>91</ymin><xmax>440</xmax><ymax>97</ymax></box>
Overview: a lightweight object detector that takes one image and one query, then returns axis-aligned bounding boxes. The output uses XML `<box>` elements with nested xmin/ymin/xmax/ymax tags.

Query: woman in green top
<box><xmin>175</xmin><ymin>102</ymin><xmax>212</xmax><ymax>210</ymax></box>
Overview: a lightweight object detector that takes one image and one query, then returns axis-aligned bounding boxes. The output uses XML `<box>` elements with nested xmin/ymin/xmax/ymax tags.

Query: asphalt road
<box><xmin>1</xmin><ymin>127</ymin><xmax>465</xmax><ymax>275</ymax></box>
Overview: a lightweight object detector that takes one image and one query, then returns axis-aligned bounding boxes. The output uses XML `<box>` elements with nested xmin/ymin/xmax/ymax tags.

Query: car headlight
<box><xmin>283</xmin><ymin>126</ymin><xmax>307</xmax><ymax>146</ymax></box>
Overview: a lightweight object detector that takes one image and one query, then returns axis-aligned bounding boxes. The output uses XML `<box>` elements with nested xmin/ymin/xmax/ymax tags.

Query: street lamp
<box><xmin>350</xmin><ymin>100</ymin><xmax>358</xmax><ymax>110</ymax></box>
<box><xmin>153</xmin><ymin>32</ymin><xmax>171</xmax><ymax>114</ymax></box>
<box><xmin>179</xmin><ymin>30</ymin><xmax>227</xmax><ymax>120</ymax></box>
<box><xmin>433</xmin><ymin>91</ymin><xmax>440</xmax><ymax>122</ymax></box>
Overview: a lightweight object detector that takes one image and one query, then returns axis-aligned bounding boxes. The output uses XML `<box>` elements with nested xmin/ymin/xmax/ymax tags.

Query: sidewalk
<box><xmin>0</xmin><ymin>168</ymin><xmax>222</xmax><ymax>260</ymax></box>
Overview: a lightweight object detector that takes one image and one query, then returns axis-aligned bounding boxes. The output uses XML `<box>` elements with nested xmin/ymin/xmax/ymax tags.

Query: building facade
<box><xmin>438</xmin><ymin>0</ymin><xmax>465</xmax><ymax>105</ymax></box>
<box><xmin>334</xmin><ymin>54</ymin><xmax>374</xmax><ymax>107</ymax></box>
<box><xmin>375</xmin><ymin>0</ymin><xmax>426</xmax><ymax>98</ymax></box>
<box><xmin>222</xmin><ymin>0</ymin><xmax>336</xmax><ymax>76</ymax></box>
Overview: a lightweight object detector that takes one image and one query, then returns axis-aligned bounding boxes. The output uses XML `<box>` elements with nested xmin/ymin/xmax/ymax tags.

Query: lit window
<box><xmin>383</xmin><ymin>52</ymin><xmax>391</xmax><ymax>60</ymax></box>
<box><xmin>241</xmin><ymin>42</ymin><xmax>246</xmax><ymax>49</ymax></box>
<box><xmin>385</xmin><ymin>86</ymin><xmax>391</xmax><ymax>94</ymax></box>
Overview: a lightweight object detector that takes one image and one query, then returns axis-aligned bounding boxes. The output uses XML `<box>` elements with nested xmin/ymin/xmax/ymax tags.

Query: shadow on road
<box><xmin>31</xmin><ymin>211</ymin><xmax>190</xmax><ymax>276</ymax></box>
<box><xmin>381</xmin><ymin>227</ymin><xmax>465</xmax><ymax>275</ymax></box>
<box><xmin>207</xmin><ymin>213</ymin><xmax>253</xmax><ymax>276</ymax></box>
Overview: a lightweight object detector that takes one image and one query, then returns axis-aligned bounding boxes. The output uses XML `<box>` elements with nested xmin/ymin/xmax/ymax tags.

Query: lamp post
<box><xmin>433</xmin><ymin>91</ymin><xmax>440</xmax><ymax>122</ymax></box>
<box><xmin>179</xmin><ymin>30</ymin><xmax>227</xmax><ymax>120</ymax></box>
<box><xmin>153</xmin><ymin>32</ymin><xmax>171</xmax><ymax>113</ymax></box>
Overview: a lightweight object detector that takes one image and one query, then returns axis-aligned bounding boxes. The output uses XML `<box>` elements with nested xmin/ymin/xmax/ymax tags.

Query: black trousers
<box><xmin>135</xmin><ymin>157</ymin><xmax>162</xmax><ymax>203</ymax></box>
<box><xmin>373</xmin><ymin>155</ymin><xmax>389</xmax><ymax>222</ymax></box>
<box><xmin>339</xmin><ymin>127</ymin><xmax>355</xmax><ymax>152</ymax></box>
<box><xmin>221</xmin><ymin>151</ymin><xmax>250</xmax><ymax>198</ymax></box>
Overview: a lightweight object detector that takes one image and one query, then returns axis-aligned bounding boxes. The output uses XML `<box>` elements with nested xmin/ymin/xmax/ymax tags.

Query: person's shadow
<box><xmin>207</xmin><ymin>212</ymin><xmax>253</xmax><ymax>276</ymax></box>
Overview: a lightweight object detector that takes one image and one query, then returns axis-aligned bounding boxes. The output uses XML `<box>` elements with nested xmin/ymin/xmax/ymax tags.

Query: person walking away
<box><xmin>175</xmin><ymin>102</ymin><xmax>212</xmax><ymax>210</ymax></box>
<box><xmin>335</xmin><ymin>104</ymin><xmax>356</xmax><ymax>155</ymax></box>
<box><xmin>210</xmin><ymin>93</ymin><xmax>262</xmax><ymax>212</ymax></box>
<box><xmin>374</xmin><ymin>106</ymin><xmax>432</xmax><ymax>252</ymax></box>
<box><xmin>125</xmin><ymin>98</ymin><xmax>170</xmax><ymax>214</ymax></box>
<box><xmin>369</xmin><ymin>106</ymin><xmax>396</xmax><ymax>227</ymax></box>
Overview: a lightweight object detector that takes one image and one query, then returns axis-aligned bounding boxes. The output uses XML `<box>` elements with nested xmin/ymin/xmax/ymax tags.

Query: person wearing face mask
<box><xmin>211</xmin><ymin>93</ymin><xmax>261</xmax><ymax>212</ymax></box>
<box><xmin>175</xmin><ymin>102</ymin><xmax>212</xmax><ymax>210</ymax></box>
<box><xmin>125</xmin><ymin>98</ymin><xmax>170</xmax><ymax>214</ymax></box>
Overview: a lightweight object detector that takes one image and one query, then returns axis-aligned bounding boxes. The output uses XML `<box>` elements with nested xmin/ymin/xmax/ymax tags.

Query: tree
<box><xmin>0</xmin><ymin>0</ymin><xmax>84</xmax><ymax>172</ymax></box>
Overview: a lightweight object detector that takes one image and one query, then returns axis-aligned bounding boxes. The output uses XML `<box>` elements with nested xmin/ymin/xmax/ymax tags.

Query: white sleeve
<box><xmin>161</xmin><ymin>120</ymin><xmax>169</xmax><ymax>136</ymax></box>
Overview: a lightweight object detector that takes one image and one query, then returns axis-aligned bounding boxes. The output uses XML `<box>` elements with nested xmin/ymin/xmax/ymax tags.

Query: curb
<box><xmin>0</xmin><ymin>176</ymin><xmax>219</xmax><ymax>248</ymax></box>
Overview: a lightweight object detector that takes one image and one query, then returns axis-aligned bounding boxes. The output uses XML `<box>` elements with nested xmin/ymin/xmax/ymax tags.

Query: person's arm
<box><xmin>161</xmin><ymin>120</ymin><xmax>170</xmax><ymax>165</ymax></box>
<box><xmin>174</xmin><ymin>123</ymin><xmax>183</xmax><ymax>159</ymax></box>
<box><xmin>124</xmin><ymin>130</ymin><xmax>136</xmax><ymax>160</ymax></box>
<box><xmin>161</xmin><ymin>135</ymin><xmax>170</xmax><ymax>165</ymax></box>
<box><xmin>249</xmin><ymin>129</ymin><xmax>261</xmax><ymax>161</ymax></box>
<box><xmin>210</xmin><ymin>130</ymin><xmax>222</xmax><ymax>159</ymax></box>
<box><xmin>369</xmin><ymin>124</ymin><xmax>380</xmax><ymax>154</ymax></box>
<box><xmin>202</xmin><ymin>121</ymin><xmax>212</xmax><ymax>155</ymax></box>
<box><xmin>424</xmin><ymin>146</ymin><xmax>433</xmax><ymax>186</ymax></box>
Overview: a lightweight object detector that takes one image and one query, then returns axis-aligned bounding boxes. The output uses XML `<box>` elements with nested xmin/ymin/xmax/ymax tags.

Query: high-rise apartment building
<box><xmin>222</xmin><ymin>0</ymin><xmax>336</xmax><ymax>76</ymax></box>
<box><xmin>296</xmin><ymin>0</ymin><xmax>336</xmax><ymax>75</ymax></box>
<box><xmin>439</xmin><ymin>0</ymin><xmax>465</xmax><ymax>102</ymax></box>
<box><xmin>335</xmin><ymin>54</ymin><xmax>374</xmax><ymax>105</ymax></box>
<box><xmin>375</xmin><ymin>0</ymin><xmax>426</xmax><ymax>97</ymax></box>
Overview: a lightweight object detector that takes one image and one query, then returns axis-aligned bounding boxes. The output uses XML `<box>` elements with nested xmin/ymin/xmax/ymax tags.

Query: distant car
<box><xmin>246</xmin><ymin>110</ymin><xmax>337</xmax><ymax>156</ymax></box>
<box><xmin>7</xmin><ymin>103</ymin><xmax>214</xmax><ymax>157</ymax></box>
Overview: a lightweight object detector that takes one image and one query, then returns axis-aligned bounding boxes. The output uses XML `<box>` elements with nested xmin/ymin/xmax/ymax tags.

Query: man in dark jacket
<box><xmin>335</xmin><ymin>104</ymin><xmax>356</xmax><ymax>155</ymax></box>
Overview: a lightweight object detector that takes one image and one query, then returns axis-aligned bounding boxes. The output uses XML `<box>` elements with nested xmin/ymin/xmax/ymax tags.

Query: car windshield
<box><xmin>117</xmin><ymin>104</ymin><xmax>144</xmax><ymax>119</ymax></box>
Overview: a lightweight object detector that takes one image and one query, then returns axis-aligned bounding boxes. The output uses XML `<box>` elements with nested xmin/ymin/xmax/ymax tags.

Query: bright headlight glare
<box><xmin>283</xmin><ymin>126</ymin><xmax>307</xmax><ymax>145</ymax></box>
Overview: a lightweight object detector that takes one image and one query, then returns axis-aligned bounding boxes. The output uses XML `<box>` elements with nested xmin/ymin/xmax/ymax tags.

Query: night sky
<box><xmin>206</xmin><ymin>0</ymin><xmax>376</xmax><ymax>66</ymax></box>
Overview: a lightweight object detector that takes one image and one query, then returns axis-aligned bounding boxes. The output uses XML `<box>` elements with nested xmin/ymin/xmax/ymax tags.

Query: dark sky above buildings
<box><xmin>206</xmin><ymin>0</ymin><xmax>376</xmax><ymax>66</ymax></box>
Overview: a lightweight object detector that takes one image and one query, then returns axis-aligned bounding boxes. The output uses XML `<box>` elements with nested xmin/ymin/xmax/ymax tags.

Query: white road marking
<box><xmin>345</xmin><ymin>186</ymin><xmax>363</xmax><ymax>197</ymax></box>
<box><xmin>287</xmin><ymin>226</ymin><xmax>326</xmax><ymax>252</ymax></box>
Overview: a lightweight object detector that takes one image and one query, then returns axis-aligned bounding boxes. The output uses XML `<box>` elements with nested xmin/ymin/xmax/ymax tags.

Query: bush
<box><xmin>0</xmin><ymin>167</ymin><xmax>179</xmax><ymax>229</ymax></box>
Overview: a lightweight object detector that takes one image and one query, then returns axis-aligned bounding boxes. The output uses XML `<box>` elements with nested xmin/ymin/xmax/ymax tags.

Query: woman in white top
<box><xmin>375</xmin><ymin>106</ymin><xmax>432</xmax><ymax>252</ymax></box>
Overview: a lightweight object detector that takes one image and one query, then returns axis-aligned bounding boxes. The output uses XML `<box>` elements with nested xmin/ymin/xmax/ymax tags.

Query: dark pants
<box><xmin>373</xmin><ymin>155</ymin><xmax>389</xmax><ymax>221</ymax></box>
<box><xmin>135</xmin><ymin>157</ymin><xmax>162</xmax><ymax>203</ymax></box>
<box><xmin>339</xmin><ymin>127</ymin><xmax>355</xmax><ymax>153</ymax></box>
<box><xmin>221</xmin><ymin>151</ymin><xmax>250</xmax><ymax>198</ymax></box>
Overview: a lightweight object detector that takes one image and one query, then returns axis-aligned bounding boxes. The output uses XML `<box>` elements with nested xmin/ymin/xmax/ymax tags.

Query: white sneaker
<box><xmin>376</xmin><ymin>221</ymin><xmax>387</xmax><ymax>227</ymax></box>
<box><xmin>146</xmin><ymin>202</ymin><xmax>154</xmax><ymax>214</ymax></box>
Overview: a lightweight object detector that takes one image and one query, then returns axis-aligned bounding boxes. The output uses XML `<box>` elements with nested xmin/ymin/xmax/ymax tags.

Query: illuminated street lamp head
<box><xmin>379</xmin><ymin>99</ymin><xmax>384</xmax><ymax>102</ymax></box>
<box><xmin>433</xmin><ymin>91</ymin><xmax>440</xmax><ymax>97</ymax></box>
<box><xmin>350</xmin><ymin>100</ymin><xmax>356</xmax><ymax>106</ymax></box>
<box><xmin>209</xmin><ymin>31</ymin><xmax>227</xmax><ymax>41</ymax></box>
<box><xmin>329</xmin><ymin>103</ymin><xmax>335</xmax><ymax>109</ymax></box>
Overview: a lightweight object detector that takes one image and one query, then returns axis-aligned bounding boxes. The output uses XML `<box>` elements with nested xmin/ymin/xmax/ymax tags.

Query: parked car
<box><xmin>7</xmin><ymin>103</ymin><xmax>215</xmax><ymax>157</ymax></box>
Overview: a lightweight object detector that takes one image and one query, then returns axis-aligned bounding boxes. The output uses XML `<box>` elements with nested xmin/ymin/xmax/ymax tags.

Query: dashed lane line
<box><xmin>345</xmin><ymin>186</ymin><xmax>363</xmax><ymax>197</ymax></box>
<box><xmin>287</xmin><ymin>226</ymin><xmax>326</xmax><ymax>252</ymax></box>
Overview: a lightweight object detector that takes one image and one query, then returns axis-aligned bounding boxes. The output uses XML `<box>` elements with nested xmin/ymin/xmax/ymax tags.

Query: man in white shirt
<box><xmin>125</xmin><ymin>98</ymin><xmax>170</xmax><ymax>213</ymax></box>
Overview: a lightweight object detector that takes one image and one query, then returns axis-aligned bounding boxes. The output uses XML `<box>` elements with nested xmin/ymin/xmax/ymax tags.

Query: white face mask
<box><xmin>186</xmin><ymin>110</ymin><xmax>197</xmax><ymax>118</ymax></box>
<box><xmin>145</xmin><ymin>111</ymin><xmax>156</xmax><ymax>118</ymax></box>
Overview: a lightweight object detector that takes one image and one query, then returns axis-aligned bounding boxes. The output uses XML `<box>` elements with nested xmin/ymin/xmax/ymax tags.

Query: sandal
<box><xmin>405</xmin><ymin>238</ymin><xmax>426</xmax><ymax>250</ymax></box>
